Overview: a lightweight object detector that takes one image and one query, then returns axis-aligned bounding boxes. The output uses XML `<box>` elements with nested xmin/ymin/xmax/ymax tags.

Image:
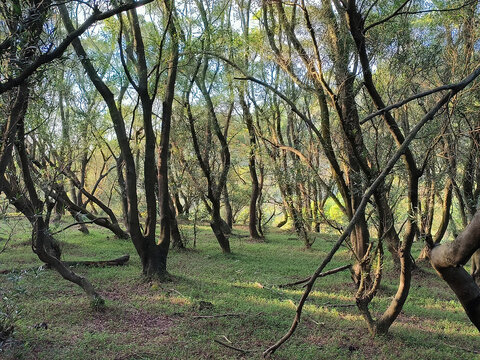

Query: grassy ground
<box><xmin>1</xmin><ymin>220</ymin><xmax>479</xmax><ymax>359</ymax></box>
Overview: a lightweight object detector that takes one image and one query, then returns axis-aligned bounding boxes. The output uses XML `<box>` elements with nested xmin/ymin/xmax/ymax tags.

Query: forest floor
<box><xmin>1</xmin><ymin>219</ymin><xmax>479</xmax><ymax>359</ymax></box>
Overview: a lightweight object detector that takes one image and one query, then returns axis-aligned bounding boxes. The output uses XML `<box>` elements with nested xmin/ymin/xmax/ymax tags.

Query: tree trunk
<box><xmin>223</xmin><ymin>184</ymin><xmax>234</xmax><ymax>230</ymax></box>
<box><xmin>169</xmin><ymin>197</ymin><xmax>185</xmax><ymax>249</ymax></box>
<box><xmin>211</xmin><ymin>201</ymin><xmax>231</xmax><ymax>253</ymax></box>
<box><xmin>430</xmin><ymin>210</ymin><xmax>480</xmax><ymax>330</ymax></box>
<box><xmin>116</xmin><ymin>156</ymin><xmax>130</xmax><ymax>233</ymax></box>
<box><xmin>240</xmin><ymin>94</ymin><xmax>262</xmax><ymax>239</ymax></box>
<box><xmin>141</xmin><ymin>237</ymin><xmax>168</xmax><ymax>279</ymax></box>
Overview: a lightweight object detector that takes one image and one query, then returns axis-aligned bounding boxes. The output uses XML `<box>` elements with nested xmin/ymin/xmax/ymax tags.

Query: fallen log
<box><xmin>56</xmin><ymin>254</ymin><xmax>130</xmax><ymax>267</ymax></box>
<box><xmin>0</xmin><ymin>254</ymin><xmax>130</xmax><ymax>274</ymax></box>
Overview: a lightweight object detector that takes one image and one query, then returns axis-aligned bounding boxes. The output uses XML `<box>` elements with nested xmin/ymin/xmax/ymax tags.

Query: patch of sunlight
<box><xmin>245</xmin><ymin>295</ymin><xmax>297</xmax><ymax>310</ymax></box>
<box><xmin>150</xmin><ymin>294</ymin><xmax>192</xmax><ymax>306</ymax></box>
<box><xmin>232</xmin><ymin>281</ymin><xmax>265</xmax><ymax>289</ymax></box>
<box><xmin>281</xmin><ymin>288</ymin><xmax>353</xmax><ymax>302</ymax></box>
<box><xmin>435</xmin><ymin>319</ymin><xmax>479</xmax><ymax>337</ymax></box>
<box><xmin>303</xmin><ymin>303</ymin><xmax>363</xmax><ymax>321</ymax></box>
<box><xmin>420</xmin><ymin>298</ymin><xmax>460</xmax><ymax>312</ymax></box>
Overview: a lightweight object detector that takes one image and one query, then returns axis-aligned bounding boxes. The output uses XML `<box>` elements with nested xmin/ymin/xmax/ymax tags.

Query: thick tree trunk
<box><xmin>60</xmin><ymin>4</ymin><xmax>171</xmax><ymax>280</ymax></box>
<box><xmin>116</xmin><ymin>156</ymin><xmax>130</xmax><ymax>233</ymax></box>
<box><xmin>141</xmin><ymin>237</ymin><xmax>168</xmax><ymax>279</ymax></box>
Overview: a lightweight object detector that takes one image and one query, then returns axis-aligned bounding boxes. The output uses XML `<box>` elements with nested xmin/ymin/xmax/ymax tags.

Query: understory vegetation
<box><xmin>1</xmin><ymin>221</ymin><xmax>479</xmax><ymax>359</ymax></box>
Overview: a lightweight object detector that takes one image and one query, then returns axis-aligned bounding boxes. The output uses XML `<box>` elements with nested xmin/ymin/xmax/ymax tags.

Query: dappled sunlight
<box><xmin>2</xmin><ymin>221</ymin><xmax>479</xmax><ymax>359</ymax></box>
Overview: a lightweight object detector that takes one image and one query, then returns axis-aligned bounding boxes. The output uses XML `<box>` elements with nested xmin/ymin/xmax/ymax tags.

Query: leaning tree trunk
<box><xmin>430</xmin><ymin>210</ymin><xmax>480</xmax><ymax>330</ymax></box>
<box><xmin>0</xmin><ymin>93</ymin><xmax>103</xmax><ymax>305</ymax></box>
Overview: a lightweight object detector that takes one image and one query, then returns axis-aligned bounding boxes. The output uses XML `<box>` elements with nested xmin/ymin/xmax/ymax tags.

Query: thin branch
<box><xmin>193</xmin><ymin>313</ymin><xmax>246</xmax><ymax>319</ymax></box>
<box><xmin>50</xmin><ymin>254</ymin><xmax>130</xmax><ymax>268</ymax></box>
<box><xmin>0</xmin><ymin>234</ymin><xmax>12</xmax><ymax>255</ymax></box>
<box><xmin>320</xmin><ymin>303</ymin><xmax>356</xmax><ymax>308</ymax></box>
<box><xmin>360</xmin><ymin>80</ymin><xmax>479</xmax><ymax>124</ymax></box>
<box><xmin>50</xmin><ymin>218</ymin><xmax>108</xmax><ymax>235</ymax></box>
<box><xmin>214</xmin><ymin>339</ymin><xmax>253</xmax><ymax>354</ymax></box>
<box><xmin>118</xmin><ymin>15</ymin><xmax>140</xmax><ymax>92</ymax></box>
<box><xmin>364</xmin><ymin>0</ymin><xmax>476</xmax><ymax>33</ymax></box>
<box><xmin>364</xmin><ymin>0</ymin><xmax>411</xmax><ymax>33</ymax></box>
<box><xmin>278</xmin><ymin>264</ymin><xmax>351</xmax><ymax>288</ymax></box>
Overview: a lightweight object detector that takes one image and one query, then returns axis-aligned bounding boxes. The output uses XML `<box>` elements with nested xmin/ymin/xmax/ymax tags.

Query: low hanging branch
<box><xmin>50</xmin><ymin>218</ymin><xmax>108</xmax><ymax>235</ymax></box>
<box><xmin>278</xmin><ymin>264</ymin><xmax>351</xmax><ymax>288</ymax></box>
<box><xmin>263</xmin><ymin>66</ymin><xmax>480</xmax><ymax>358</ymax></box>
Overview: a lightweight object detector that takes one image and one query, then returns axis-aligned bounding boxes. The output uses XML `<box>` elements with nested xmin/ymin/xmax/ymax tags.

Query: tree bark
<box><xmin>239</xmin><ymin>93</ymin><xmax>263</xmax><ymax>239</ymax></box>
<box><xmin>430</xmin><ymin>210</ymin><xmax>480</xmax><ymax>330</ymax></box>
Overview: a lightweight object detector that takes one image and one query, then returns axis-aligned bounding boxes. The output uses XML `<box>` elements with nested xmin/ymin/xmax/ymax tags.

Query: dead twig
<box><xmin>278</xmin><ymin>276</ymin><xmax>311</xmax><ymax>288</ymax></box>
<box><xmin>214</xmin><ymin>339</ymin><xmax>253</xmax><ymax>353</ymax></box>
<box><xmin>0</xmin><ymin>235</ymin><xmax>12</xmax><ymax>254</ymax></box>
<box><xmin>193</xmin><ymin>313</ymin><xmax>246</xmax><ymax>319</ymax></box>
<box><xmin>277</xmin><ymin>264</ymin><xmax>351</xmax><ymax>288</ymax></box>
<box><xmin>168</xmin><ymin>288</ymin><xmax>184</xmax><ymax>297</ymax></box>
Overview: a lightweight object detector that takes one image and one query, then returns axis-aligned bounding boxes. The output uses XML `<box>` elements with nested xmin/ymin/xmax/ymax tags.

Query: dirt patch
<box><xmin>85</xmin><ymin>307</ymin><xmax>174</xmax><ymax>336</ymax></box>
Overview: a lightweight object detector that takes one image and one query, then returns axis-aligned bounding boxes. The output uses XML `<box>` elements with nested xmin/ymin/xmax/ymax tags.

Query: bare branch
<box><xmin>360</xmin><ymin>80</ymin><xmax>478</xmax><ymax>125</ymax></box>
<box><xmin>214</xmin><ymin>339</ymin><xmax>253</xmax><ymax>354</ymax></box>
<box><xmin>50</xmin><ymin>218</ymin><xmax>108</xmax><ymax>235</ymax></box>
<box><xmin>277</xmin><ymin>264</ymin><xmax>351</xmax><ymax>288</ymax></box>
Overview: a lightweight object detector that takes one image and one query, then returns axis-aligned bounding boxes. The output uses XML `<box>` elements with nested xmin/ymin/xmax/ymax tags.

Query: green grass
<box><xmin>1</xmin><ymin>220</ymin><xmax>479</xmax><ymax>359</ymax></box>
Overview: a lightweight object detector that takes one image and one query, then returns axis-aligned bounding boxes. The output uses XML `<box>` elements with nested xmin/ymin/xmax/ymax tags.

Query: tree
<box><xmin>58</xmin><ymin>0</ymin><xmax>180</xmax><ymax>279</ymax></box>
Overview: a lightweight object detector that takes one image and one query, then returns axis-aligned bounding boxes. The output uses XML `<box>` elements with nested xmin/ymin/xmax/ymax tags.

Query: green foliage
<box><xmin>0</xmin><ymin>273</ymin><xmax>26</xmax><ymax>344</ymax></box>
<box><xmin>0</xmin><ymin>297</ymin><xmax>19</xmax><ymax>343</ymax></box>
<box><xmin>90</xmin><ymin>296</ymin><xmax>106</xmax><ymax>312</ymax></box>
